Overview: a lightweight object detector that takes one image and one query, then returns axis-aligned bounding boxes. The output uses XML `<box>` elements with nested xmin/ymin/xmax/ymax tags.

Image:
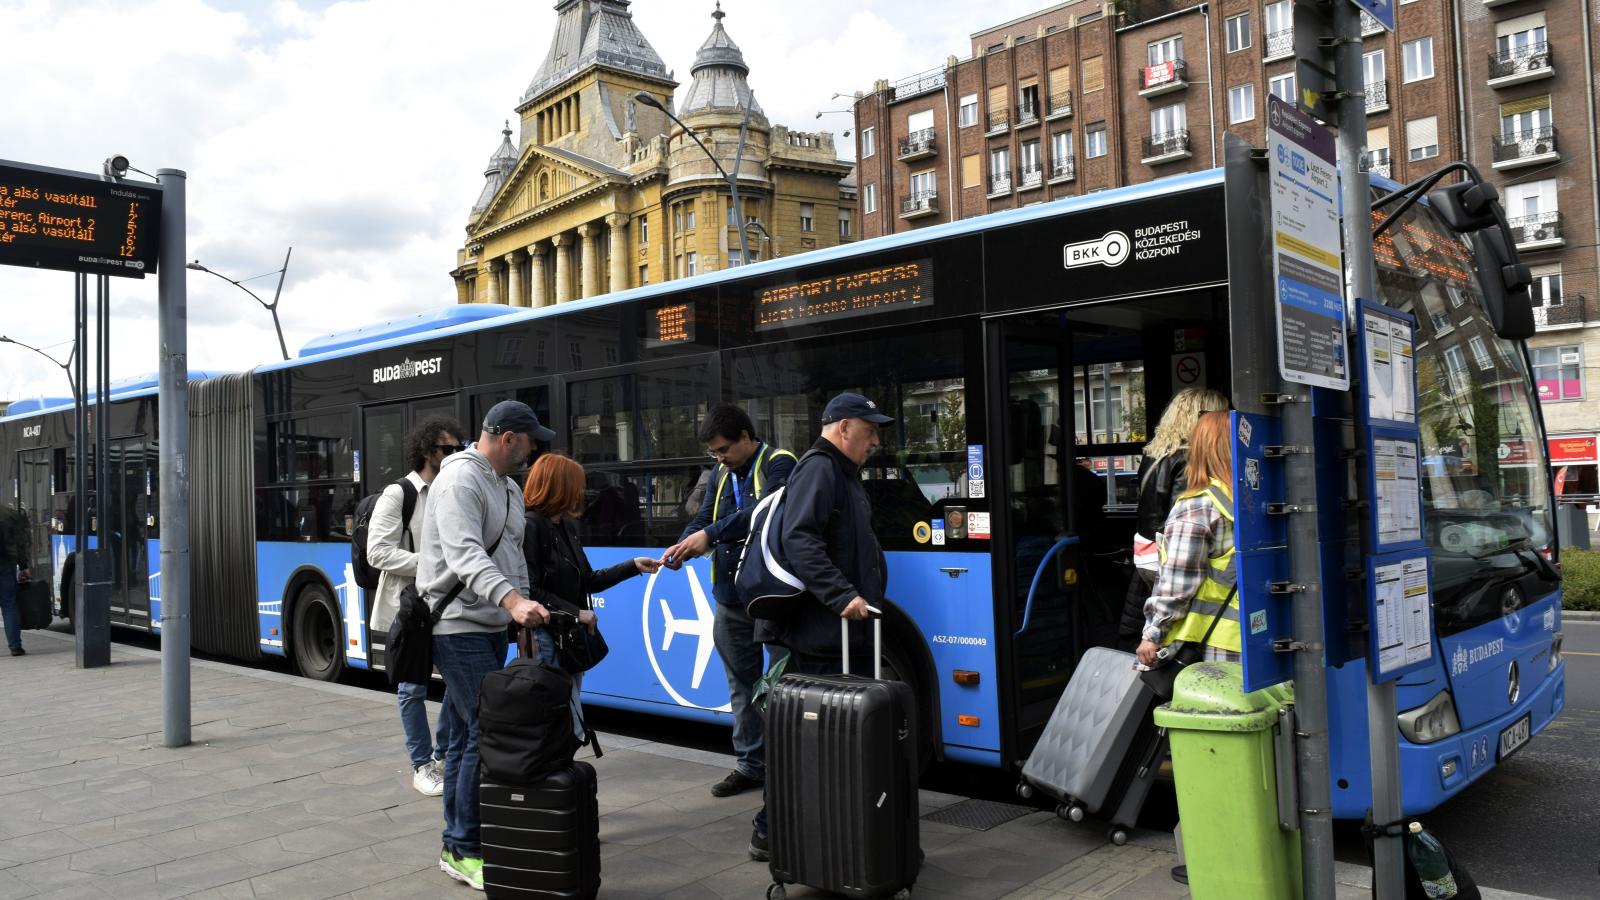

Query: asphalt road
<box><xmin>90</xmin><ymin>618</ymin><xmax>1597</xmax><ymax>897</ymax></box>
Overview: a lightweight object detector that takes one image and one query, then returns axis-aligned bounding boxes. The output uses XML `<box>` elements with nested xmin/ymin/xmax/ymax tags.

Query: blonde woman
<box><xmin>1118</xmin><ymin>387</ymin><xmax>1229</xmax><ymax>651</ymax></box>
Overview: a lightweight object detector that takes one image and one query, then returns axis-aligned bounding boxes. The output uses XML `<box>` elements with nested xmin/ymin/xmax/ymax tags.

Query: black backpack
<box><xmin>478</xmin><ymin>657</ymin><xmax>582</xmax><ymax>783</ymax></box>
<box><xmin>350</xmin><ymin>479</ymin><xmax>417</xmax><ymax>590</ymax></box>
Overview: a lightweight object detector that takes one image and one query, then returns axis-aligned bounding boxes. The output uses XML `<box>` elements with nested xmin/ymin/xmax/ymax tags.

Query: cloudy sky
<box><xmin>0</xmin><ymin>0</ymin><xmax>1048</xmax><ymax>403</ymax></box>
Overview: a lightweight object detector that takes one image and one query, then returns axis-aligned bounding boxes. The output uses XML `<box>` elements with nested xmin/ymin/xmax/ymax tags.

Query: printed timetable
<box><xmin>0</xmin><ymin>159</ymin><xmax>162</xmax><ymax>278</ymax></box>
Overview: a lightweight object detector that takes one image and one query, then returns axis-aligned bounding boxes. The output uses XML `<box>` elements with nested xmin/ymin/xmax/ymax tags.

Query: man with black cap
<box><xmin>417</xmin><ymin>399</ymin><xmax>556</xmax><ymax>890</ymax></box>
<box><xmin>747</xmin><ymin>391</ymin><xmax>894</xmax><ymax>861</ymax></box>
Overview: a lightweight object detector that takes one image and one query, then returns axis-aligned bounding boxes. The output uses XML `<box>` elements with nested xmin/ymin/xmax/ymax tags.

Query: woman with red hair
<box><xmin>522</xmin><ymin>454</ymin><xmax>659</xmax><ymax>737</ymax></box>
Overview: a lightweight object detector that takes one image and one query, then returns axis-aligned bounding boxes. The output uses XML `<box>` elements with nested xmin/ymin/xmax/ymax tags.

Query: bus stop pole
<box><xmin>72</xmin><ymin>272</ymin><xmax>88</xmax><ymax>667</ymax></box>
<box><xmin>157</xmin><ymin>168</ymin><xmax>191</xmax><ymax>748</ymax></box>
<box><xmin>1330</xmin><ymin>4</ymin><xmax>1404</xmax><ymax>897</ymax></box>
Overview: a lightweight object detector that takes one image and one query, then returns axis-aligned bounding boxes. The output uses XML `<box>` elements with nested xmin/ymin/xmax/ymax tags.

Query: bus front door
<box><xmin>990</xmin><ymin>316</ymin><xmax>1090</xmax><ymax>746</ymax></box>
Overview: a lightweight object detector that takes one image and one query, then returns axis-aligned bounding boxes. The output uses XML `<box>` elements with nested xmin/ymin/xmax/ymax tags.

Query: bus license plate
<box><xmin>1498</xmin><ymin>714</ymin><xmax>1531</xmax><ymax>760</ymax></box>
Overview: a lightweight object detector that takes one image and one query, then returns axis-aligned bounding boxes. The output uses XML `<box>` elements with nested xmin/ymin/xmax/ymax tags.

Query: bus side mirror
<box><xmin>1471</xmin><ymin>228</ymin><xmax>1535</xmax><ymax>341</ymax></box>
<box><xmin>1428</xmin><ymin>181</ymin><xmax>1500</xmax><ymax>233</ymax></box>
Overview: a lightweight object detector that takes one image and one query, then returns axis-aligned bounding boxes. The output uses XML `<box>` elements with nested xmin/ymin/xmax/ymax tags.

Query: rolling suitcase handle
<box><xmin>840</xmin><ymin>604</ymin><xmax>884</xmax><ymax>680</ymax></box>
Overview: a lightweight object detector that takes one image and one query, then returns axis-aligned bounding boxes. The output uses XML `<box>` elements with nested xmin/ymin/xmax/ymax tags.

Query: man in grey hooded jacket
<box><xmin>420</xmin><ymin>400</ymin><xmax>554</xmax><ymax>890</ymax></box>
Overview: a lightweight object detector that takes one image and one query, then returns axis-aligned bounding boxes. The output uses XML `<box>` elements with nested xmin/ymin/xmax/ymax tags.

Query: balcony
<box><xmin>1265</xmin><ymin>29</ymin><xmax>1293</xmax><ymax>62</ymax></box>
<box><xmin>900</xmin><ymin>191</ymin><xmax>939</xmax><ymax>219</ymax></box>
<box><xmin>1509</xmin><ymin>211</ymin><xmax>1564</xmax><ymax>251</ymax></box>
<box><xmin>1018</xmin><ymin>167</ymin><xmax>1043</xmax><ymax>190</ymax></box>
<box><xmin>1049</xmin><ymin>157</ymin><xmax>1076</xmax><ymax>183</ymax></box>
<box><xmin>890</xmin><ymin>65</ymin><xmax>947</xmax><ymax>102</ymax></box>
<box><xmin>1016</xmin><ymin>105</ymin><xmax>1040</xmax><ymax>128</ymax></box>
<box><xmin>988</xmin><ymin>173</ymin><xmax>1012</xmax><ymax>197</ymax></box>
<box><xmin>1366</xmin><ymin>157</ymin><xmax>1392</xmax><ymax>179</ymax></box>
<box><xmin>898</xmin><ymin>129</ymin><xmax>937</xmax><ymax>162</ymax></box>
<box><xmin>1048</xmin><ymin>91</ymin><xmax>1073</xmax><ymax>120</ymax></box>
<box><xmin>1139</xmin><ymin>59</ymin><xmax>1188</xmax><ymax>97</ymax></box>
<box><xmin>1487</xmin><ymin>43</ymin><xmax>1553</xmax><ymax>88</ymax></box>
<box><xmin>1492</xmin><ymin>125</ymin><xmax>1559</xmax><ymax>170</ymax></box>
<box><xmin>1365</xmin><ymin>79</ymin><xmax>1389</xmax><ymax>114</ymax></box>
<box><xmin>1361</xmin><ymin>11</ymin><xmax>1385</xmax><ymax>36</ymax></box>
<box><xmin>1142</xmin><ymin>130</ymin><xmax>1192</xmax><ymax>165</ymax></box>
<box><xmin>1533</xmin><ymin>296</ymin><xmax>1589</xmax><ymax>332</ymax></box>
<box><xmin>987</xmin><ymin>108</ymin><xmax>1010</xmax><ymax>134</ymax></box>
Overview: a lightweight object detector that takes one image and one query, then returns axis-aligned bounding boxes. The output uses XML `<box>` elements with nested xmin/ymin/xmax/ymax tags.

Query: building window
<box><xmin>1264</xmin><ymin>1</ymin><xmax>1292</xmax><ymax>56</ymax></box>
<box><xmin>910</xmin><ymin>170</ymin><xmax>937</xmax><ymax>199</ymax></box>
<box><xmin>1505</xmin><ymin>178</ymin><xmax>1557</xmax><ymax>220</ymax></box>
<box><xmin>1532</xmin><ymin>346</ymin><xmax>1583</xmax><ymax>401</ymax></box>
<box><xmin>1019</xmin><ymin>84</ymin><xmax>1040</xmax><ymax>119</ymax></box>
<box><xmin>1269</xmin><ymin>73</ymin><xmax>1296</xmax><ymax>103</ymax></box>
<box><xmin>1020</xmin><ymin>139</ymin><xmax>1041</xmax><ymax>183</ymax></box>
<box><xmin>1403</xmin><ymin>37</ymin><xmax>1433</xmax><ymax>82</ymax></box>
<box><xmin>1082</xmin><ymin>56</ymin><xmax>1104</xmax><ymax>94</ymax></box>
<box><xmin>1363</xmin><ymin>48</ymin><xmax>1385</xmax><ymax>87</ymax></box>
<box><xmin>1531</xmin><ymin>269</ymin><xmax>1562</xmax><ymax>307</ymax></box>
<box><xmin>1500</xmin><ymin>97</ymin><xmax>1552</xmax><ymax>142</ymax></box>
<box><xmin>1468</xmin><ymin>336</ymin><xmax>1494</xmax><ymax>371</ymax></box>
<box><xmin>988</xmin><ymin>148</ymin><xmax>1010</xmax><ymax>183</ymax></box>
<box><xmin>1148</xmin><ymin>35</ymin><xmax>1183</xmax><ymax>66</ymax></box>
<box><xmin>1086</xmin><ymin>125</ymin><xmax>1107</xmax><ymax>159</ymax></box>
<box><xmin>839</xmin><ymin>209</ymin><xmax>852</xmax><ymax>237</ymax></box>
<box><xmin>1150</xmin><ymin>103</ymin><xmax>1186</xmax><ymax>138</ymax></box>
<box><xmin>728</xmin><ymin>250</ymin><xmax>742</xmax><ymax>267</ymax></box>
<box><xmin>638</xmin><ymin>264</ymin><xmax>648</xmax><ymax>286</ymax></box>
<box><xmin>638</xmin><ymin>216</ymin><xmax>648</xmax><ymax>244</ymax></box>
<box><xmin>1406</xmin><ymin>116</ymin><xmax>1438</xmax><ymax>161</ymax></box>
<box><xmin>1229</xmin><ymin>84</ymin><xmax>1255</xmax><ymax>123</ymax></box>
<box><xmin>1050</xmin><ymin>131</ymin><xmax>1072</xmax><ymax>163</ymax></box>
<box><xmin>863</xmin><ymin>183</ymin><xmax>877</xmax><ymax>213</ymax></box>
<box><xmin>861</xmin><ymin>126</ymin><xmax>875</xmax><ymax>158</ymax></box>
<box><xmin>959</xmin><ymin>94</ymin><xmax>978</xmax><ymax>127</ymax></box>
<box><xmin>962</xmin><ymin>153</ymin><xmax>981</xmax><ymax>188</ymax></box>
<box><xmin>1496</xmin><ymin>14</ymin><xmax>1546</xmax><ymax>58</ymax></box>
<box><xmin>800</xmin><ymin>203</ymin><xmax>815</xmax><ymax>232</ymax></box>
<box><xmin>686</xmin><ymin>252</ymin><xmax>697</xmax><ymax>277</ymax></box>
<box><xmin>1225</xmin><ymin>13</ymin><xmax>1251</xmax><ymax>53</ymax></box>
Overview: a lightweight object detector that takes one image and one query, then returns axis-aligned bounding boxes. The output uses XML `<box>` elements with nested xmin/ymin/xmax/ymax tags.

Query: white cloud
<box><xmin>1</xmin><ymin>0</ymin><xmax>1044</xmax><ymax>403</ymax></box>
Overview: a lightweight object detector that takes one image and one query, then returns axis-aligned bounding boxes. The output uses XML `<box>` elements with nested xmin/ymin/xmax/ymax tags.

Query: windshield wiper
<box><xmin>1471</xmin><ymin>536</ymin><xmax>1533</xmax><ymax>560</ymax></box>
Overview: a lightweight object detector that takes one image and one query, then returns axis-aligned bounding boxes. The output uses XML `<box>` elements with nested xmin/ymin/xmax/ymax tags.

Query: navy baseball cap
<box><xmin>821</xmin><ymin>392</ymin><xmax>895</xmax><ymax>425</ymax></box>
<box><xmin>483</xmin><ymin>400</ymin><xmax>555</xmax><ymax>442</ymax></box>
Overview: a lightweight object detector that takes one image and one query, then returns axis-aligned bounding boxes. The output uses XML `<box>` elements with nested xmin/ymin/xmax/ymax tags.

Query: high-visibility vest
<box><xmin>1158</xmin><ymin>478</ymin><xmax>1239</xmax><ymax>652</ymax></box>
<box><xmin>710</xmin><ymin>444</ymin><xmax>797</xmax><ymax>582</ymax></box>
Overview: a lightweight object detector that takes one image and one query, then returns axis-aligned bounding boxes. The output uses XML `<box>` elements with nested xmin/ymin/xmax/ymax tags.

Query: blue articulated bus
<box><xmin>0</xmin><ymin>152</ymin><xmax>1562</xmax><ymax>817</ymax></box>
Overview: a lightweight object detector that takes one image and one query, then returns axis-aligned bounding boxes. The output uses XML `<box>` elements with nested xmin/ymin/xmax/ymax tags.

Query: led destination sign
<box><xmin>754</xmin><ymin>259</ymin><xmax>933</xmax><ymax>331</ymax></box>
<box><xmin>0</xmin><ymin>159</ymin><xmax>162</xmax><ymax>278</ymax></box>
<box><xmin>645</xmin><ymin>301</ymin><xmax>696</xmax><ymax>347</ymax></box>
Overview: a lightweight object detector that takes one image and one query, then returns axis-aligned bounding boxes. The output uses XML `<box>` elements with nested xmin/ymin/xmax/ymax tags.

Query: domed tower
<box><xmin>665</xmin><ymin>3</ymin><xmax>774</xmax><ymax>266</ymax></box>
<box><xmin>469</xmin><ymin>122</ymin><xmax>519</xmax><ymax>231</ymax></box>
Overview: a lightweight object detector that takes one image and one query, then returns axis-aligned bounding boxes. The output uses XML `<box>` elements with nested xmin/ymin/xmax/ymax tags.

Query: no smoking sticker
<box><xmin>1171</xmin><ymin>352</ymin><xmax>1205</xmax><ymax>388</ymax></box>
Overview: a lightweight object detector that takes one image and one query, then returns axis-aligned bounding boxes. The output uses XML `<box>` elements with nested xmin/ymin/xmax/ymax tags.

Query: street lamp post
<box><xmin>0</xmin><ymin>335</ymin><xmax>76</xmax><ymax>396</ymax></box>
<box><xmin>186</xmin><ymin>247</ymin><xmax>293</xmax><ymax>361</ymax></box>
<box><xmin>635</xmin><ymin>92</ymin><xmax>765</xmax><ymax>267</ymax></box>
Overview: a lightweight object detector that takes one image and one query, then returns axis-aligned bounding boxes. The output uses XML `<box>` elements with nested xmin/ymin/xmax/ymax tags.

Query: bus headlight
<box><xmin>1550</xmin><ymin>632</ymin><xmax>1563</xmax><ymax>673</ymax></box>
<box><xmin>1397</xmin><ymin>691</ymin><xmax>1462</xmax><ymax>744</ymax></box>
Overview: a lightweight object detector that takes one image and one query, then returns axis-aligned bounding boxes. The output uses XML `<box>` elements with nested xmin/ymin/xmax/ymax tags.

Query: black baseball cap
<box><xmin>821</xmin><ymin>392</ymin><xmax>895</xmax><ymax>425</ymax></box>
<box><xmin>482</xmin><ymin>400</ymin><xmax>555</xmax><ymax>442</ymax></box>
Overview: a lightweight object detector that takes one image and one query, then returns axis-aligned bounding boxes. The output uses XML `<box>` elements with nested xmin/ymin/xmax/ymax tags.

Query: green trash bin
<box><xmin>1153</xmin><ymin>662</ymin><xmax>1301</xmax><ymax>900</ymax></box>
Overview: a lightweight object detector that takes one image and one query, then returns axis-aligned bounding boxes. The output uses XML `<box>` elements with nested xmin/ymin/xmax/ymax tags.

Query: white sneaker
<box><xmin>413</xmin><ymin>762</ymin><xmax>445</xmax><ymax>796</ymax></box>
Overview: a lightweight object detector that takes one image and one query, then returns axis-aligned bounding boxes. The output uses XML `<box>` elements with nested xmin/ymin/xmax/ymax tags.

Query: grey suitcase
<box><xmin>1019</xmin><ymin>646</ymin><xmax>1163</xmax><ymax>844</ymax></box>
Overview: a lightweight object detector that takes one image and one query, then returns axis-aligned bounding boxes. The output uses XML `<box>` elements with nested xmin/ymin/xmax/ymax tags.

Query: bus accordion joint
<box><xmin>952</xmin><ymin>670</ymin><xmax>980</xmax><ymax>686</ymax></box>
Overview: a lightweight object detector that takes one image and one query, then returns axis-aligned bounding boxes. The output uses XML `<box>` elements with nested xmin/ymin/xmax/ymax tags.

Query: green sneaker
<box><xmin>439</xmin><ymin>848</ymin><xmax>484</xmax><ymax>891</ymax></box>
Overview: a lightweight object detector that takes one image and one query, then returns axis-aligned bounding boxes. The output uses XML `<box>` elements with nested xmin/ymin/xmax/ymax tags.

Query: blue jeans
<box><xmin>0</xmin><ymin>565</ymin><xmax>19</xmax><ymax>651</ymax></box>
<box><xmin>531</xmin><ymin>627</ymin><xmax>587</xmax><ymax>742</ymax></box>
<box><xmin>714</xmin><ymin>601</ymin><xmax>785</xmax><ymax>781</ymax></box>
<box><xmin>397</xmin><ymin>681</ymin><xmax>455</xmax><ymax>769</ymax></box>
<box><xmin>433</xmin><ymin>629</ymin><xmax>508</xmax><ymax>859</ymax></box>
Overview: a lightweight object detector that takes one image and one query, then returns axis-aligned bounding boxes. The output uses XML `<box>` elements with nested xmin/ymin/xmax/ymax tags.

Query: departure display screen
<box><xmin>753</xmin><ymin>259</ymin><xmax>933</xmax><ymax>331</ymax></box>
<box><xmin>0</xmin><ymin>159</ymin><xmax>163</xmax><ymax>278</ymax></box>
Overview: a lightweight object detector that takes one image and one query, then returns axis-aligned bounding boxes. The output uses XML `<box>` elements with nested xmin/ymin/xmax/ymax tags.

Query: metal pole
<box><xmin>157</xmin><ymin>169</ymin><xmax>191</xmax><ymax>748</ymax></box>
<box><xmin>72</xmin><ymin>273</ymin><xmax>88</xmax><ymax>666</ymax></box>
<box><xmin>1332</xmin><ymin>4</ymin><xmax>1402</xmax><ymax>897</ymax></box>
<box><xmin>76</xmin><ymin>274</ymin><xmax>110</xmax><ymax>668</ymax></box>
<box><xmin>268</xmin><ymin>247</ymin><xmax>292</xmax><ymax>361</ymax></box>
<box><xmin>729</xmin><ymin>105</ymin><xmax>751</xmax><ymax>266</ymax></box>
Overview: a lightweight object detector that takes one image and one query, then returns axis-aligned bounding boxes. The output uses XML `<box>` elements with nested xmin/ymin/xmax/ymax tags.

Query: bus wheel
<box><xmin>291</xmin><ymin>583</ymin><xmax>345</xmax><ymax>682</ymax></box>
<box><xmin>879</xmin><ymin>638</ymin><xmax>936</xmax><ymax>774</ymax></box>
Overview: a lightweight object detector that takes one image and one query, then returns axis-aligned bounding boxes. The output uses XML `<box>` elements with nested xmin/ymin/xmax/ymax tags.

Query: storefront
<box><xmin>1549</xmin><ymin>435</ymin><xmax>1599</xmax><ymax>498</ymax></box>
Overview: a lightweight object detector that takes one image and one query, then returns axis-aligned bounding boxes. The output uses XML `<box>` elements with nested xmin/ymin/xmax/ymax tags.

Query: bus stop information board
<box><xmin>0</xmin><ymin>159</ymin><xmax>162</xmax><ymax>278</ymax></box>
<box><xmin>1267</xmin><ymin>97</ymin><xmax>1348</xmax><ymax>391</ymax></box>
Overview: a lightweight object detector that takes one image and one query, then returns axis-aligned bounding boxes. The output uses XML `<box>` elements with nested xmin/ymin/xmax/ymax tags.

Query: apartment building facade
<box><xmin>854</xmin><ymin>0</ymin><xmax>1600</xmax><ymax>497</ymax></box>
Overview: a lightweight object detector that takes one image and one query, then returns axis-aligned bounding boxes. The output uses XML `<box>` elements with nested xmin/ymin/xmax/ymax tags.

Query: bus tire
<box><xmin>290</xmin><ymin>582</ymin><xmax>345</xmax><ymax>682</ymax></box>
<box><xmin>879</xmin><ymin>633</ymin><xmax>936</xmax><ymax>775</ymax></box>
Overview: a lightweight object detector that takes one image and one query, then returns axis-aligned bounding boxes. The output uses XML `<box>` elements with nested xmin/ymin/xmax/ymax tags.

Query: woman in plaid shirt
<box><xmin>1136</xmin><ymin>411</ymin><xmax>1240</xmax><ymax>668</ymax></box>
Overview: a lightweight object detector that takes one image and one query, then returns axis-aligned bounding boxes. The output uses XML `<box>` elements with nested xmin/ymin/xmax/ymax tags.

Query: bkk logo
<box><xmin>372</xmin><ymin>356</ymin><xmax>444</xmax><ymax>384</ymax></box>
<box><xmin>640</xmin><ymin>562</ymin><xmax>731</xmax><ymax>712</ymax></box>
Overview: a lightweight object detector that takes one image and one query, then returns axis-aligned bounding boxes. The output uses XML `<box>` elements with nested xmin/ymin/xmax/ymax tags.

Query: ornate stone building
<box><xmin>451</xmin><ymin>0</ymin><xmax>856</xmax><ymax>306</ymax></box>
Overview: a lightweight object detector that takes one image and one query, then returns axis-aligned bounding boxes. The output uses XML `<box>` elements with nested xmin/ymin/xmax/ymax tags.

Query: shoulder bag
<box><xmin>1138</xmin><ymin>584</ymin><xmax>1234</xmax><ymax>701</ymax></box>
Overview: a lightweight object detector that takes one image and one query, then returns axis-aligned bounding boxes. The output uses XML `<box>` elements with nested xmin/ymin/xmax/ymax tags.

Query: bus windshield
<box><xmin>1372</xmin><ymin>195</ymin><xmax>1555</xmax><ymax>631</ymax></box>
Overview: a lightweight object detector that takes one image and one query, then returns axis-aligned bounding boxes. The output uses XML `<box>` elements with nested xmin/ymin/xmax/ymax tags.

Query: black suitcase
<box><xmin>1019</xmin><ymin>646</ymin><xmax>1164</xmax><ymax>845</ymax></box>
<box><xmin>480</xmin><ymin>761</ymin><xmax>600</xmax><ymax>900</ymax></box>
<box><xmin>766</xmin><ymin>616</ymin><xmax>919</xmax><ymax>900</ymax></box>
<box><xmin>17</xmin><ymin>581</ymin><xmax>51</xmax><ymax>630</ymax></box>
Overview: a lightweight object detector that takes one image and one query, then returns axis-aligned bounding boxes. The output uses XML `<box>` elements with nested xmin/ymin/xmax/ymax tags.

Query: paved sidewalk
<box><xmin>0</xmin><ymin>630</ymin><xmax>1550</xmax><ymax>899</ymax></box>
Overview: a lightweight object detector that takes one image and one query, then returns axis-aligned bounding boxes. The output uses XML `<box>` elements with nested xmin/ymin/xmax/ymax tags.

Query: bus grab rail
<box><xmin>1014</xmin><ymin>536</ymin><xmax>1081</xmax><ymax>638</ymax></box>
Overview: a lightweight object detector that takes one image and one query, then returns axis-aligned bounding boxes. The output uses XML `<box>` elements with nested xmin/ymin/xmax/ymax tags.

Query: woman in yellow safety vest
<box><xmin>1136</xmin><ymin>410</ymin><xmax>1239</xmax><ymax>668</ymax></box>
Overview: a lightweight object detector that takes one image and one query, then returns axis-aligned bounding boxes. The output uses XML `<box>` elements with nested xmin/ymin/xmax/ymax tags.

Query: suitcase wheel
<box><xmin>893</xmin><ymin>890</ymin><xmax>912</xmax><ymax>900</ymax></box>
<box><xmin>1016</xmin><ymin>782</ymin><xmax>1033</xmax><ymax>800</ymax></box>
<box><xmin>1056</xmin><ymin>803</ymin><xmax>1085</xmax><ymax>822</ymax></box>
<box><xmin>766</xmin><ymin>883</ymin><xmax>787</xmax><ymax>900</ymax></box>
<box><xmin>1108</xmin><ymin>827</ymin><xmax>1128</xmax><ymax>846</ymax></box>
